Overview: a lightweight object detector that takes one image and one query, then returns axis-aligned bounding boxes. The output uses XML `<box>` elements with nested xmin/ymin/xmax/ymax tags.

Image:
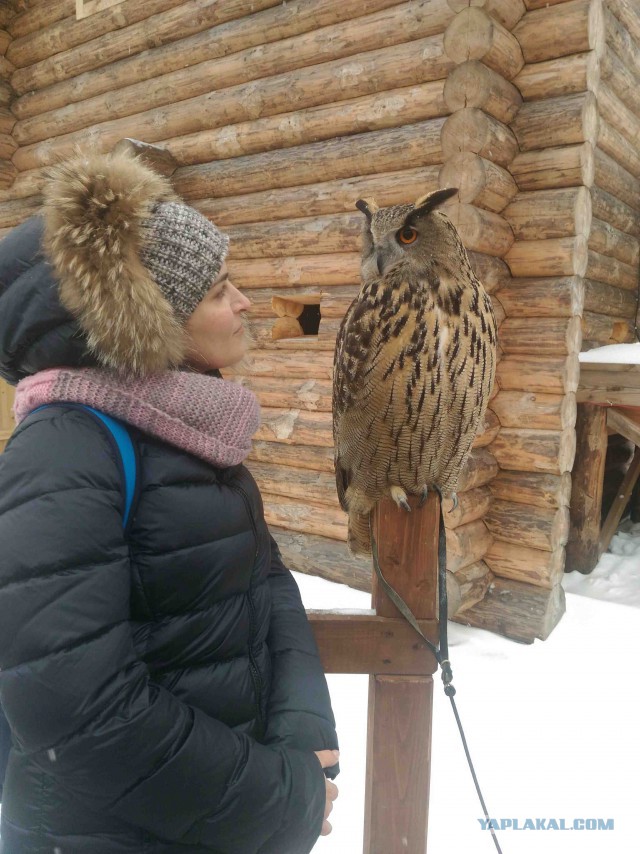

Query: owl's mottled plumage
<box><xmin>333</xmin><ymin>188</ymin><xmax>497</xmax><ymax>554</ymax></box>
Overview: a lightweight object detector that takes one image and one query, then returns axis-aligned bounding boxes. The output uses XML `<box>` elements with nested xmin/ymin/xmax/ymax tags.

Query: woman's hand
<box><xmin>314</xmin><ymin>750</ymin><xmax>340</xmax><ymax>836</ymax></box>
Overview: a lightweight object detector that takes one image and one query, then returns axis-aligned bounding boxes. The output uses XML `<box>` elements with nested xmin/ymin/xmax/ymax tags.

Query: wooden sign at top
<box><xmin>76</xmin><ymin>0</ymin><xmax>124</xmax><ymax>20</ymax></box>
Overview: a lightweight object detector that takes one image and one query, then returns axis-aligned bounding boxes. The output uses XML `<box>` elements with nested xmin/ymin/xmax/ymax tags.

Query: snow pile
<box><xmin>579</xmin><ymin>342</ymin><xmax>640</xmax><ymax>363</ymax></box>
<box><xmin>297</xmin><ymin>519</ymin><xmax>640</xmax><ymax>854</ymax></box>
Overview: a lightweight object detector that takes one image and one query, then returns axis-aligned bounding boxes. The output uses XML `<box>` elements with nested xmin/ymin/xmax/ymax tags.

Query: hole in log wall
<box><xmin>271</xmin><ymin>295</ymin><xmax>321</xmax><ymax>341</ymax></box>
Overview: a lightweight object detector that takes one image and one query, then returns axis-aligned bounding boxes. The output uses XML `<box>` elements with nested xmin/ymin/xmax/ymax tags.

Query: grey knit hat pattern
<box><xmin>140</xmin><ymin>202</ymin><xmax>230</xmax><ymax>319</ymax></box>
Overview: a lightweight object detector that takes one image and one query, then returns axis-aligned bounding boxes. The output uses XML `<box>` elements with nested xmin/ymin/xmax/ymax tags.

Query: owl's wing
<box><xmin>333</xmin><ymin>293</ymin><xmax>382</xmax><ymax>511</ymax></box>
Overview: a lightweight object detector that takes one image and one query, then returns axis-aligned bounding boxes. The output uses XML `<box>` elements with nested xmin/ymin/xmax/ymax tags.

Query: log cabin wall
<box><xmin>0</xmin><ymin>0</ymin><xmax>637</xmax><ymax>641</ymax></box>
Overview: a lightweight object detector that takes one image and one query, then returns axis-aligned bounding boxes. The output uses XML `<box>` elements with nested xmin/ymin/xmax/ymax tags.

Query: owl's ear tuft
<box><xmin>355</xmin><ymin>198</ymin><xmax>379</xmax><ymax>221</ymax></box>
<box><xmin>410</xmin><ymin>188</ymin><xmax>459</xmax><ymax>221</ymax></box>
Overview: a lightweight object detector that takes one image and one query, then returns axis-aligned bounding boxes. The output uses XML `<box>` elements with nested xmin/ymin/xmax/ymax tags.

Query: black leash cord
<box><xmin>369</xmin><ymin>516</ymin><xmax>504</xmax><ymax>854</ymax></box>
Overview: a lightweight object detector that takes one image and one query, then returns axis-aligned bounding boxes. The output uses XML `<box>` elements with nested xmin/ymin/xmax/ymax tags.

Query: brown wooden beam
<box><xmin>308</xmin><ymin>612</ymin><xmax>437</xmax><ymax>675</ymax></box>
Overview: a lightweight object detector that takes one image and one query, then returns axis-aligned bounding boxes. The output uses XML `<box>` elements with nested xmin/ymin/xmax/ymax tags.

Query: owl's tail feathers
<box><xmin>347</xmin><ymin>511</ymin><xmax>372</xmax><ymax>555</ymax></box>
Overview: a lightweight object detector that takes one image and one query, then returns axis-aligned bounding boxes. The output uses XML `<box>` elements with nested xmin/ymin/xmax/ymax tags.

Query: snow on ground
<box><xmin>579</xmin><ymin>342</ymin><xmax>640</xmax><ymax>363</ymax></box>
<box><xmin>297</xmin><ymin>520</ymin><xmax>640</xmax><ymax>854</ymax></box>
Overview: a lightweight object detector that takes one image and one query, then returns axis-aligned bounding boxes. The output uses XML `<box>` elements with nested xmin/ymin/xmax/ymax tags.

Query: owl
<box><xmin>333</xmin><ymin>188</ymin><xmax>497</xmax><ymax>555</ymax></box>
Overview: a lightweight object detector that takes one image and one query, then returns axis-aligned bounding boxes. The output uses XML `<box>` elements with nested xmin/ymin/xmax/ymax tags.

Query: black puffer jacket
<box><xmin>0</xmin><ymin>218</ymin><xmax>338</xmax><ymax>853</ymax></box>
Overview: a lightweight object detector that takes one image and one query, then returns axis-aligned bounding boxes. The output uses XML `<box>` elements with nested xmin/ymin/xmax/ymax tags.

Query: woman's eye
<box><xmin>398</xmin><ymin>226</ymin><xmax>418</xmax><ymax>245</ymax></box>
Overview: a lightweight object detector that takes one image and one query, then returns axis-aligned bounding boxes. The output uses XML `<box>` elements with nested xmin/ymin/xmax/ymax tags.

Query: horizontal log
<box><xmin>13</xmin><ymin>35</ymin><xmax>453</xmax><ymax>171</ymax></box>
<box><xmin>593</xmin><ymin>147</ymin><xmax>640</xmax><ymax>212</ymax></box>
<box><xmin>232</xmin><ymin>349</ymin><xmax>334</xmax><ymax>379</ymax></box>
<box><xmin>449</xmin><ymin>560</ymin><xmax>493</xmax><ymax>615</ymax></box>
<box><xmin>583</xmin><ymin>278</ymin><xmax>637</xmax><ymax>317</ymax></box>
<box><xmin>513</xmin><ymin>51</ymin><xmax>599</xmax><ymax>101</ymax></box>
<box><xmin>195</xmin><ymin>166</ymin><xmax>441</xmax><ymax>227</ymax></box>
<box><xmin>0</xmin><ymin>194</ymin><xmax>40</xmax><ymax>228</ymax></box>
<box><xmin>458</xmin><ymin>448</ymin><xmax>500</xmax><ymax>491</ymax></box>
<box><xmin>250</xmin><ymin>441</ymin><xmax>335</xmax><ymax>472</ymax></box>
<box><xmin>8</xmin><ymin>0</ymin><xmax>187</xmax><ymax>67</ymax></box>
<box><xmin>8</xmin><ymin>0</ymin><xmax>71</xmax><ymax>39</ymax></box>
<box><xmin>484</xmin><ymin>539</ymin><xmax>564</xmax><ymax>587</ymax></box>
<box><xmin>581</xmin><ymin>311</ymin><xmax>634</xmax><ymax>346</ymax></box>
<box><xmin>490</xmin><ymin>470</ymin><xmax>572</xmax><ymax>509</ymax></box>
<box><xmin>443</xmin><ymin>60</ymin><xmax>522</xmax><ymax>124</ymax></box>
<box><xmin>0</xmin><ymin>79</ymin><xmax>11</xmax><ymax>107</ymax></box>
<box><xmin>250</xmin><ymin>317</ymin><xmax>338</xmax><ymax>351</ymax></box>
<box><xmin>446</xmin><ymin>519</ymin><xmax>493</xmax><ymax>573</ymax></box>
<box><xmin>257</xmin><ymin>407</ymin><xmax>332</xmax><ymax>447</ymax></box>
<box><xmin>496</xmin><ymin>276</ymin><xmax>584</xmax><ymax>317</ymax></box>
<box><xmin>309</xmin><ymin>612</ymin><xmax>439</xmax><ymax>674</ymax></box>
<box><xmin>440</xmin><ymin>107</ymin><xmax>518</xmax><ymax>168</ymax></box>
<box><xmin>491</xmin><ymin>390</ymin><xmax>577</xmax><ymax>430</ymax></box>
<box><xmin>439</xmin><ymin>153</ymin><xmax>517</xmax><ymax>213</ymax></box>
<box><xmin>607</xmin><ymin>0</ymin><xmax>640</xmax><ymax>43</ymax></box>
<box><xmin>0</xmin><ymin>132</ymin><xmax>16</xmax><ymax>160</ymax></box>
<box><xmin>597</xmin><ymin>80</ymin><xmax>640</xmax><ymax>158</ymax></box>
<box><xmin>486</xmin><ymin>499</ymin><xmax>570</xmax><ymax>551</ymax></box>
<box><xmin>604</xmin><ymin>6</ymin><xmax>637</xmax><ymax>75</ymax></box>
<box><xmin>446</xmin><ymin>0</ymin><xmax>526</xmax><ymax>29</ymax></box>
<box><xmin>510</xmin><ymin>142</ymin><xmax>594</xmax><ymax>192</ymax></box>
<box><xmin>248</xmin><ymin>460</ymin><xmax>338</xmax><ymax>506</ymax></box>
<box><xmin>174</xmin><ymin>80</ymin><xmax>448</xmax><ymax>169</ymax></box>
<box><xmin>590</xmin><ymin>186</ymin><xmax>639</xmax><ymax>237</ymax></box>
<box><xmin>271</xmin><ymin>526</ymin><xmax>371</xmax><ymax>591</ymax></box>
<box><xmin>504</xmin><ymin>187</ymin><xmax>591</xmax><ymax>240</ymax></box>
<box><xmin>513</xmin><ymin>0</ymin><xmax>604</xmax><ymax>64</ymax></box>
<box><xmin>497</xmin><ymin>354</ymin><xmax>580</xmax><ymax>393</ymax></box>
<box><xmin>589</xmin><ymin>217</ymin><xmax>639</xmax><ymax>266</ymax></box>
<box><xmin>241</xmin><ymin>375</ymin><xmax>333</xmax><ymax>411</ymax></box>
<box><xmin>0</xmin><ymin>54</ymin><xmax>13</xmax><ymax>77</ymax></box>
<box><xmin>597</xmin><ymin>117</ymin><xmax>640</xmax><ymax>180</ymax></box>
<box><xmin>263</xmin><ymin>492</ymin><xmax>347</xmax><ymax>540</ymax></box>
<box><xmin>14</xmin><ymin>2</ymin><xmax>453</xmax><ymax>146</ymax></box>
<box><xmin>505</xmin><ymin>236</ymin><xmax>588</xmax><ymax>277</ymax></box>
<box><xmin>490</xmin><ymin>426</ymin><xmax>576</xmax><ymax>474</ymax></box>
<box><xmin>441</xmin><ymin>486</ymin><xmax>493</xmax><ymax>529</ymax></box>
<box><xmin>511</xmin><ymin>91</ymin><xmax>598</xmax><ymax>151</ymax></box>
<box><xmin>10</xmin><ymin>0</ymin><xmax>284</xmax><ymax>93</ymax></box>
<box><xmin>466</xmin><ymin>251</ymin><xmax>511</xmax><ymax>293</ymax></box>
<box><xmin>12</xmin><ymin>0</ymin><xmax>405</xmax><ymax>116</ymax></box>
<box><xmin>444</xmin><ymin>7</ymin><xmax>524</xmax><ymax>79</ymax></box>
<box><xmin>227</xmin><ymin>213</ymin><xmax>361</xmax><ymax>260</ymax></box>
<box><xmin>499</xmin><ymin>316</ymin><xmax>582</xmax><ymax>355</ymax></box>
<box><xmin>585</xmin><ymin>249</ymin><xmax>637</xmax><ymax>290</ymax></box>
<box><xmin>454</xmin><ymin>576</ymin><xmax>565</xmax><ymax>643</ymax></box>
<box><xmin>474</xmin><ymin>408</ymin><xmax>501</xmax><ymax>448</ymax></box>
<box><xmin>0</xmin><ymin>106</ymin><xmax>15</xmax><ymax>135</ymax></box>
<box><xmin>174</xmin><ymin>119</ymin><xmax>445</xmax><ymax>200</ymax></box>
<box><xmin>227</xmin><ymin>254</ymin><xmax>361</xmax><ymax>289</ymax></box>
<box><xmin>445</xmin><ymin>203</ymin><xmax>514</xmax><ymax>256</ymax></box>
<box><xmin>0</xmin><ymin>28</ymin><xmax>9</xmax><ymax>56</ymax></box>
<box><xmin>0</xmin><ymin>162</ymin><xmax>18</xmax><ymax>190</ymax></box>
<box><xmin>600</xmin><ymin>45</ymin><xmax>640</xmax><ymax>116</ymax></box>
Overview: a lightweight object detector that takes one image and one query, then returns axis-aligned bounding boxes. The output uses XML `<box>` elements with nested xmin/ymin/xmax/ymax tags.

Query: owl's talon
<box><xmin>449</xmin><ymin>492</ymin><xmax>459</xmax><ymax>512</ymax></box>
<box><xmin>390</xmin><ymin>485</ymin><xmax>411</xmax><ymax>512</ymax></box>
<box><xmin>419</xmin><ymin>485</ymin><xmax>429</xmax><ymax>507</ymax></box>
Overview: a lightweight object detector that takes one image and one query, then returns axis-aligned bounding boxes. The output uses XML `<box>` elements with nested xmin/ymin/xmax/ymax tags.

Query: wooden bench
<box><xmin>567</xmin><ymin>361</ymin><xmax>640</xmax><ymax>573</ymax></box>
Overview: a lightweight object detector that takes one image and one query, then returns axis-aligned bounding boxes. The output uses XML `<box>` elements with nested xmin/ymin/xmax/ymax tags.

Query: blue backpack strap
<box><xmin>30</xmin><ymin>403</ymin><xmax>138</xmax><ymax>529</ymax></box>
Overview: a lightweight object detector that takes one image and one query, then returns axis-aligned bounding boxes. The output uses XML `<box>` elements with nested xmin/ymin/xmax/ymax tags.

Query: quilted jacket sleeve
<box><xmin>0</xmin><ymin>409</ymin><xmax>325</xmax><ymax>853</ymax></box>
<box><xmin>262</xmin><ymin>536</ymin><xmax>339</xmax><ymax>778</ymax></box>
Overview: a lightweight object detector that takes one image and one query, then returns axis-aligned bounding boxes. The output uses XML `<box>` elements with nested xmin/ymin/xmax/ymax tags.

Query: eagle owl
<box><xmin>333</xmin><ymin>188</ymin><xmax>497</xmax><ymax>555</ymax></box>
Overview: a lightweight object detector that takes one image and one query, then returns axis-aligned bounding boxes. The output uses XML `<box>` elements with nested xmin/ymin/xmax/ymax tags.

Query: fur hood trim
<box><xmin>42</xmin><ymin>149</ymin><xmax>186</xmax><ymax>377</ymax></box>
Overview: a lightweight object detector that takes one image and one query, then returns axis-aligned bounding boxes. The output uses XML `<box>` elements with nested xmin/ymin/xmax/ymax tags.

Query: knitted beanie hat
<box><xmin>140</xmin><ymin>201</ymin><xmax>229</xmax><ymax>320</ymax></box>
<box><xmin>41</xmin><ymin>148</ymin><xmax>229</xmax><ymax>377</ymax></box>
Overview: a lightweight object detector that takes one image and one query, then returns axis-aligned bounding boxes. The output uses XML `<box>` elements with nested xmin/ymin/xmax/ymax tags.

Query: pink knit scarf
<box><xmin>13</xmin><ymin>367</ymin><xmax>260</xmax><ymax>468</ymax></box>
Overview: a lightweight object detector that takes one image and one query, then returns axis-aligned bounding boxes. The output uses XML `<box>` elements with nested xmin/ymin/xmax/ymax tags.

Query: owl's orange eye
<box><xmin>398</xmin><ymin>226</ymin><xmax>418</xmax><ymax>245</ymax></box>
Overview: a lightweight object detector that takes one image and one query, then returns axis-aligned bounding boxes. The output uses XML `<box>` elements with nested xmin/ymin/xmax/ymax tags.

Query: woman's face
<box><xmin>183</xmin><ymin>262</ymin><xmax>251</xmax><ymax>371</ymax></box>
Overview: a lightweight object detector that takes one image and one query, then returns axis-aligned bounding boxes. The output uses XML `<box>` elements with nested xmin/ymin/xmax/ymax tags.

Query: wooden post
<box><xmin>565</xmin><ymin>403</ymin><xmax>608</xmax><ymax>573</ymax></box>
<box><xmin>363</xmin><ymin>492</ymin><xmax>440</xmax><ymax>854</ymax></box>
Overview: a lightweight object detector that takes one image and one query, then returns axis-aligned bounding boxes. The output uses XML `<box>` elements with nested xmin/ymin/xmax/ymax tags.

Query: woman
<box><xmin>0</xmin><ymin>150</ymin><xmax>339</xmax><ymax>853</ymax></box>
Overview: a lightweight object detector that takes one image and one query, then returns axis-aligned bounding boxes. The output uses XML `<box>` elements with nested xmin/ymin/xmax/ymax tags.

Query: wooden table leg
<box><xmin>363</xmin><ymin>493</ymin><xmax>440</xmax><ymax>854</ymax></box>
